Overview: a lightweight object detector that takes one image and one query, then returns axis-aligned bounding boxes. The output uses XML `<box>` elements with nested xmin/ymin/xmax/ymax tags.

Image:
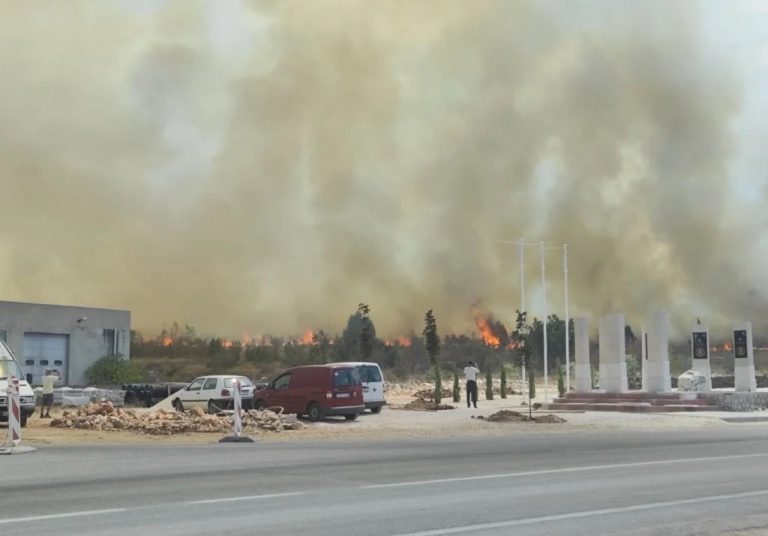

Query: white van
<box><xmin>0</xmin><ymin>340</ymin><xmax>37</xmax><ymax>427</ymax></box>
<box><xmin>329</xmin><ymin>362</ymin><xmax>386</xmax><ymax>413</ymax></box>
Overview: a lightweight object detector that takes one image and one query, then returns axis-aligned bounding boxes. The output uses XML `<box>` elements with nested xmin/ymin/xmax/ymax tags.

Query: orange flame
<box><xmin>397</xmin><ymin>335</ymin><xmax>412</xmax><ymax>347</ymax></box>
<box><xmin>161</xmin><ymin>336</ymin><xmax>173</xmax><ymax>347</ymax></box>
<box><xmin>300</xmin><ymin>329</ymin><xmax>315</xmax><ymax>345</ymax></box>
<box><xmin>221</xmin><ymin>339</ymin><xmax>234</xmax><ymax>349</ymax></box>
<box><xmin>472</xmin><ymin>307</ymin><xmax>501</xmax><ymax>348</ymax></box>
<box><xmin>385</xmin><ymin>336</ymin><xmax>413</xmax><ymax>347</ymax></box>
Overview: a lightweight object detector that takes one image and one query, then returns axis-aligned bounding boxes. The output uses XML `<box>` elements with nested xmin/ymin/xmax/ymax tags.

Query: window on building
<box><xmin>103</xmin><ymin>329</ymin><xmax>118</xmax><ymax>356</ymax></box>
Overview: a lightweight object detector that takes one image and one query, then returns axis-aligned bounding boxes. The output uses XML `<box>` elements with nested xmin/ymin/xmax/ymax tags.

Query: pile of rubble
<box><xmin>402</xmin><ymin>398</ymin><xmax>455</xmax><ymax>411</ymax></box>
<box><xmin>49</xmin><ymin>401</ymin><xmax>303</xmax><ymax>435</ymax></box>
<box><xmin>474</xmin><ymin>410</ymin><xmax>566</xmax><ymax>424</ymax></box>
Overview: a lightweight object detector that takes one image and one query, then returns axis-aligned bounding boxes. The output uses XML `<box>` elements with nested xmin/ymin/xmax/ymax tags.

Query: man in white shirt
<box><xmin>40</xmin><ymin>369</ymin><xmax>60</xmax><ymax>418</ymax></box>
<box><xmin>463</xmin><ymin>361</ymin><xmax>480</xmax><ymax>408</ymax></box>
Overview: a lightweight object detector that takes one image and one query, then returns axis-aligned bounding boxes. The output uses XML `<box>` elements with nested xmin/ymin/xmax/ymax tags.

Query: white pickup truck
<box><xmin>0</xmin><ymin>340</ymin><xmax>37</xmax><ymax>427</ymax></box>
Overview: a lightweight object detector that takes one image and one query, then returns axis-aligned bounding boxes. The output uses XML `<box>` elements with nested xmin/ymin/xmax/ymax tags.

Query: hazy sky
<box><xmin>1</xmin><ymin>0</ymin><xmax>767</xmax><ymax>338</ymax></box>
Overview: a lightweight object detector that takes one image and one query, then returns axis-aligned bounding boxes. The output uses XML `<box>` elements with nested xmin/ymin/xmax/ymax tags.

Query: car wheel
<box><xmin>370</xmin><ymin>406</ymin><xmax>382</xmax><ymax>414</ymax></box>
<box><xmin>208</xmin><ymin>400</ymin><xmax>219</xmax><ymax>414</ymax></box>
<box><xmin>344</xmin><ymin>413</ymin><xmax>358</xmax><ymax>421</ymax></box>
<box><xmin>254</xmin><ymin>399</ymin><xmax>265</xmax><ymax>410</ymax></box>
<box><xmin>20</xmin><ymin>414</ymin><xmax>28</xmax><ymax>428</ymax></box>
<box><xmin>173</xmin><ymin>398</ymin><xmax>184</xmax><ymax>412</ymax></box>
<box><xmin>307</xmin><ymin>402</ymin><xmax>322</xmax><ymax>422</ymax></box>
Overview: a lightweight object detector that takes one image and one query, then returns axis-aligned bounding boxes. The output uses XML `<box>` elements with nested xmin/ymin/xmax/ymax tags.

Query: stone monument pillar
<box><xmin>690</xmin><ymin>325</ymin><xmax>713</xmax><ymax>391</ymax></box>
<box><xmin>733</xmin><ymin>322</ymin><xmax>757</xmax><ymax>392</ymax></box>
<box><xmin>573</xmin><ymin>317</ymin><xmax>591</xmax><ymax>393</ymax></box>
<box><xmin>599</xmin><ymin>313</ymin><xmax>628</xmax><ymax>393</ymax></box>
<box><xmin>646</xmin><ymin>310</ymin><xmax>672</xmax><ymax>392</ymax></box>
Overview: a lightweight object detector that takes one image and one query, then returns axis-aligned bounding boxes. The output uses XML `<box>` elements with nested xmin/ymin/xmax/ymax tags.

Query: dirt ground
<box><xmin>11</xmin><ymin>390</ymin><xmax>750</xmax><ymax>447</ymax></box>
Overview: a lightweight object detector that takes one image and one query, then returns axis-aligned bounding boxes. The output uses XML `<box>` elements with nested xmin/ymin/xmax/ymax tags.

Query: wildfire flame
<box><xmin>221</xmin><ymin>339</ymin><xmax>234</xmax><ymax>349</ymax></box>
<box><xmin>472</xmin><ymin>306</ymin><xmax>506</xmax><ymax>348</ymax></box>
<box><xmin>300</xmin><ymin>329</ymin><xmax>316</xmax><ymax>345</ymax></box>
<box><xmin>161</xmin><ymin>336</ymin><xmax>173</xmax><ymax>347</ymax></box>
<box><xmin>397</xmin><ymin>335</ymin><xmax>412</xmax><ymax>347</ymax></box>
<box><xmin>471</xmin><ymin>305</ymin><xmax>519</xmax><ymax>349</ymax></box>
<box><xmin>385</xmin><ymin>336</ymin><xmax>413</xmax><ymax>347</ymax></box>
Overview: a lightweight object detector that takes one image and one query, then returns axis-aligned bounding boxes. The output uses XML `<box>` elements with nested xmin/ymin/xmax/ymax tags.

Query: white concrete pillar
<box><xmin>646</xmin><ymin>310</ymin><xmax>672</xmax><ymax>393</ymax></box>
<box><xmin>573</xmin><ymin>317</ymin><xmax>591</xmax><ymax>393</ymax></box>
<box><xmin>598</xmin><ymin>313</ymin><xmax>628</xmax><ymax>393</ymax></box>
<box><xmin>733</xmin><ymin>322</ymin><xmax>757</xmax><ymax>392</ymax></box>
<box><xmin>691</xmin><ymin>326</ymin><xmax>712</xmax><ymax>391</ymax></box>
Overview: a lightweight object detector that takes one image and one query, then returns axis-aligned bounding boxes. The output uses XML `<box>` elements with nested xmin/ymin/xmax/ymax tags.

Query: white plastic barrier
<box><xmin>4</xmin><ymin>377</ymin><xmax>21</xmax><ymax>448</ymax></box>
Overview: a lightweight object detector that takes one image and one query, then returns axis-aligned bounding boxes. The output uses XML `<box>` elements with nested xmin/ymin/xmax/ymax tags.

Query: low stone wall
<box><xmin>699</xmin><ymin>392</ymin><xmax>768</xmax><ymax>412</ymax></box>
<box><xmin>669</xmin><ymin>376</ymin><xmax>768</xmax><ymax>389</ymax></box>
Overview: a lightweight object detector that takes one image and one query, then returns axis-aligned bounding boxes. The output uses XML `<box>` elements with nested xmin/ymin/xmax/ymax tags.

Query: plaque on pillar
<box><xmin>733</xmin><ymin>323</ymin><xmax>757</xmax><ymax>392</ymax></box>
<box><xmin>690</xmin><ymin>327</ymin><xmax>712</xmax><ymax>391</ymax></box>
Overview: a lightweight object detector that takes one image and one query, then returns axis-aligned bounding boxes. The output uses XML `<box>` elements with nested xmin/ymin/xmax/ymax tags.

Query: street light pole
<box><xmin>519</xmin><ymin>239</ymin><xmax>526</xmax><ymax>398</ymax></box>
<box><xmin>540</xmin><ymin>241</ymin><xmax>548</xmax><ymax>402</ymax></box>
<box><xmin>564</xmin><ymin>244</ymin><xmax>570</xmax><ymax>393</ymax></box>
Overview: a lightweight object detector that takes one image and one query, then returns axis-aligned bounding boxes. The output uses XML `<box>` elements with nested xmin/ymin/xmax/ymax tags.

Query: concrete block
<box><xmin>646</xmin><ymin>311</ymin><xmax>672</xmax><ymax>392</ymax></box>
<box><xmin>734</xmin><ymin>322</ymin><xmax>757</xmax><ymax>392</ymax></box>
<box><xmin>573</xmin><ymin>317</ymin><xmax>591</xmax><ymax>393</ymax></box>
<box><xmin>598</xmin><ymin>313</ymin><xmax>627</xmax><ymax>393</ymax></box>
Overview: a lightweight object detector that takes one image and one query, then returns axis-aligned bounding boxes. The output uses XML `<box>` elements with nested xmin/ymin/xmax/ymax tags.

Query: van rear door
<box><xmin>329</xmin><ymin>367</ymin><xmax>361</xmax><ymax>406</ymax></box>
<box><xmin>358</xmin><ymin>364</ymin><xmax>385</xmax><ymax>404</ymax></box>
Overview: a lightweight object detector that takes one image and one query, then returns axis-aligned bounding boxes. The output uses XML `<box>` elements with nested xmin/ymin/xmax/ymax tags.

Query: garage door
<box><xmin>23</xmin><ymin>333</ymin><xmax>69</xmax><ymax>385</ymax></box>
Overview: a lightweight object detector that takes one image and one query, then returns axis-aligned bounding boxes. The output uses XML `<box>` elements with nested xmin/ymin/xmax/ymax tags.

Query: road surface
<box><xmin>3</xmin><ymin>427</ymin><xmax>768</xmax><ymax>535</ymax></box>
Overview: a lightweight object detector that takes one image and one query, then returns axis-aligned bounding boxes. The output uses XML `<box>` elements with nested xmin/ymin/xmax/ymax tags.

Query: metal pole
<box><xmin>541</xmin><ymin>241</ymin><xmax>548</xmax><ymax>402</ymax></box>
<box><xmin>519</xmin><ymin>239</ymin><xmax>526</xmax><ymax>398</ymax></box>
<box><xmin>564</xmin><ymin>244</ymin><xmax>570</xmax><ymax>393</ymax></box>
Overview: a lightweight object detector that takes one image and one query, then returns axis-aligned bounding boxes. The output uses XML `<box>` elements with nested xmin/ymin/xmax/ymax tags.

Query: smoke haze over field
<box><xmin>1</xmin><ymin>1</ymin><xmax>767</xmax><ymax>337</ymax></box>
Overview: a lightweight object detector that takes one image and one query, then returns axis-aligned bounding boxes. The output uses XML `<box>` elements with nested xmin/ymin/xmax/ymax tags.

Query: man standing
<box><xmin>464</xmin><ymin>361</ymin><xmax>480</xmax><ymax>409</ymax></box>
<box><xmin>40</xmin><ymin>369</ymin><xmax>60</xmax><ymax>418</ymax></box>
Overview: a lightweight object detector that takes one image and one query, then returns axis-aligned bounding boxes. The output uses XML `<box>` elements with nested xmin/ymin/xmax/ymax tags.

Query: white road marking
<box><xmin>389</xmin><ymin>489</ymin><xmax>768</xmax><ymax>536</ymax></box>
<box><xmin>0</xmin><ymin>508</ymin><xmax>126</xmax><ymax>525</ymax></box>
<box><xmin>186</xmin><ymin>491</ymin><xmax>307</xmax><ymax>505</ymax></box>
<box><xmin>364</xmin><ymin>451</ymin><xmax>768</xmax><ymax>489</ymax></box>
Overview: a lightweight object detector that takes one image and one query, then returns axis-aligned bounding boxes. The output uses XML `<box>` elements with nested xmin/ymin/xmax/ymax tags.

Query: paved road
<box><xmin>3</xmin><ymin>427</ymin><xmax>768</xmax><ymax>535</ymax></box>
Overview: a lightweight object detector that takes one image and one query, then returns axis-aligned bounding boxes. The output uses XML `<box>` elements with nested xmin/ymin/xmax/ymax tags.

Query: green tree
<box><xmin>423</xmin><ymin>309</ymin><xmax>441</xmax><ymax>404</ymax></box>
<box><xmin>500</xmin><ymin>365</ymin><xmax>507</xmax><ymax>399</ymax></box>
<box><xmin>485</xmin><ymin>368</ymin><xmax>493</xmax><ymax>400</ymax></box>
<box><xmin>85</xmin><ymin>356</ymin><xmax>144</xmax><ymax>385</ymax></box>
<box><xmin>342</xmin><ymin>303</ymin><xmax>377</xmax><ymax>358</ymax></box>
<box><xmin>453</xmin><ymin>371</ymin><xmax>460</xmax><ymax>403</ymax></box>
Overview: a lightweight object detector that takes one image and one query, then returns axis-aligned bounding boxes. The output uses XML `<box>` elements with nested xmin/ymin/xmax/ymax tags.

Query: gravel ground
<box><xmin>12</xmin><ymin>391</ymin><xmax>760</xmax><ymax>446</ymax></box>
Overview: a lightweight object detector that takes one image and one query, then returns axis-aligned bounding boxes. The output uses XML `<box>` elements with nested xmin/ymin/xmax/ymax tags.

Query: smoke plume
<box><xmin>0</xmin><ymin>1</ymin><xmax>763</xmax><ymax>337</ymax></box>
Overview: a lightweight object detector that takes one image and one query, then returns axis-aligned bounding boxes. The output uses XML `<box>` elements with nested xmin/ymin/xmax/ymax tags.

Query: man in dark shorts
<box><xmin>40</xmin><ymin>369</ymin><xmax>60</xmax><ymax>418</ymax></box>
<box><xmin>464</xmin><ymin>361</ymin><xmax>480</xmax><ymax>408</ymax></box>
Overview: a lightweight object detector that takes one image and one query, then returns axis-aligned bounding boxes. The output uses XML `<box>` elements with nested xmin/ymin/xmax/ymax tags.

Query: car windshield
<box><xmin>358</xmin><ymin>365</ymin><xmax>382</xmax><ymax>383</ymax></box>
<box><xmin>0</xmin><ymin>358</ymin><xmax>24</xmax><ymax>380</ymax></box>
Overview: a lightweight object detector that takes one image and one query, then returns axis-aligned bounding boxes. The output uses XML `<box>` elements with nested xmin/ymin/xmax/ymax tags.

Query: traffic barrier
<box><xmin>219</xmin><ymin>379</ymin><xmax>254</xmax><ymax>443</ymax></box>
<box><xmin>1</xmin><ymin>377</ymin><xmax>34</xmax><ymax>455</ymax></box>
<box><xmin>6</xmin><ymin>377</ymin><xmax>20</xmax><ymax>447</ymax></box>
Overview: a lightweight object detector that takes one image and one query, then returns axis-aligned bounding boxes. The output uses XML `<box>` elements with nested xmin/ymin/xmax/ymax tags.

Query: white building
<box><xmin>0</xmin><ymin>300</ymin><xmax>131</xmax><ymax>386</ymax></box>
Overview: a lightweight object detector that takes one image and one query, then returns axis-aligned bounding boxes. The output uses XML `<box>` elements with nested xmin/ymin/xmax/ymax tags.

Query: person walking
<box><xmin>40</xmin><ymin>369</ymin><xmax>60</xmax><ymax>418</ymax></box>
<box><xmin>464</xmin><ymin>360</ymin><xmax>480</xmax><ymax>409</ymax></box>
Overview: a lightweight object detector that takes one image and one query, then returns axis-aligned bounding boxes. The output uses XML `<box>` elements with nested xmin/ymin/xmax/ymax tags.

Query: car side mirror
<box><xmin>185</xmin><ymin>386</ymin><xmax>191</xmax><ymax>391</ymax></box>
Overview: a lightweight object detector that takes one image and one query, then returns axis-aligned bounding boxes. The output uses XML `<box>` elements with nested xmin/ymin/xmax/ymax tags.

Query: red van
<box><xmin>253</xmin><ymin>365</ymin><xmax>364</xmax><ymax>422</ymax></box>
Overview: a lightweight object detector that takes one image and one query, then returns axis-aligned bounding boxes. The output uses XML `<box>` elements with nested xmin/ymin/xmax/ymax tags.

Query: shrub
<box><xmin>85</xmin><ymin>355</ymin><xmax>145</xmax><ymax>385</ymax></box>
<box><xmin>500</xmin><ymin>365</ymin><xmax>507</xmax><ymax>399</ymax></box>
<box><xmin>557</xmin><ymin>363</ymin><xmax>565</xmax><ymax>397</ymax></box>
<box><xmin>453</xmin><ymin>371</ymin><xmax>460</xmax><ymax>402</ymax></box>
<box><xmin>434</xmin><ymin>365</ymin><xmax>442</xmax><ymax>404</ymax></box>
<box><xmin>528</xmin><ymin>366</ymin><xmax>536</xmax><ymax>400</ymax></box>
